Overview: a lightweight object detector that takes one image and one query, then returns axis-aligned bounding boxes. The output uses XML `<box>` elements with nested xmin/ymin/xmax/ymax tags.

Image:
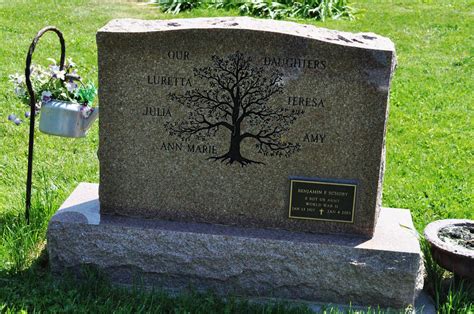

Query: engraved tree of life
<box><xmin>165</xmin><ymin>52</ymin><xmax>303</xmax><ymax>166</ymax></box>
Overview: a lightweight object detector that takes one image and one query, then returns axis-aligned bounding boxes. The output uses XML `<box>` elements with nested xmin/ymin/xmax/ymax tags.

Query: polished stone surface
<box><xmin>48</xmin><ymin>183</ymin><xmax>422</xmax><ymax>309</ymax></box>
<box><xmin>97</xmin><ymin>17</ymin><xmax>396</xmax><ymax>237</ymax></box>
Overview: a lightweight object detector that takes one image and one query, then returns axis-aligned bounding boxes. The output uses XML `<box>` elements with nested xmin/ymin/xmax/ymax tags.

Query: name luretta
<box><xmin>147</xmin><ymin>75</ymin><xmax>192</xmax><ymax>87</ymax></box>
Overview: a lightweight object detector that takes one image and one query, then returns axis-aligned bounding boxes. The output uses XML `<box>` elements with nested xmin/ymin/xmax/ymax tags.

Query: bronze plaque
<box><xmin>289</xmin><ymin>178</ymin><xmax>357</xmax><ymax>223</ymax></box>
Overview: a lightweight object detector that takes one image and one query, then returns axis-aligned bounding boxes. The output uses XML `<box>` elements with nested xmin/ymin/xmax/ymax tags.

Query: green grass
<box><xmin>0</xmin><ymin>0</ymin><xmax>473</xmax><ymax>312</ymax></box>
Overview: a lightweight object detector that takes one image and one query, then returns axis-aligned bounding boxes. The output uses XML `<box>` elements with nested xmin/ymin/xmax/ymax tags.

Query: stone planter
<box><xmin>424</xmin><ymin>219</ymin><xmax>474</xmax><ymax>279</ymax></box>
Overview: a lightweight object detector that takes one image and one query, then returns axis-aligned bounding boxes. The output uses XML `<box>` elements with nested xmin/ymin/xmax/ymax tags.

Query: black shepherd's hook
<box><xmin>25</xmin><ymin>27</ymin><xmax>65</xmax><ymax>224</ymax></box>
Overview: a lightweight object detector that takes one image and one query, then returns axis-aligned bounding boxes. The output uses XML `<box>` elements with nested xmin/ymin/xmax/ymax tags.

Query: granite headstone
<box><xmin>97</xmin><ymin>17</ymin><xmax>395</xmax><ymax>237</ymax></box>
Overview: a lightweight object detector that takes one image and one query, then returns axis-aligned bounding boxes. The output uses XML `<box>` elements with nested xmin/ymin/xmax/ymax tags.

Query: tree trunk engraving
<box><xmin>165</xmin><ymin>52</ymin><xmax>303</xmax><ymax>166</ymax></box>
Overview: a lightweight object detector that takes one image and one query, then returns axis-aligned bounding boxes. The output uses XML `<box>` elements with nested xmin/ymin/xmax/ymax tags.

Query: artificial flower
<box><xmin>41</xmin><ymin>91</ymin><xmax>52</xmax><ymax>103</ymax></box>
<box><xmin>80</xmin><ymin>105</ymin><xmax>93</xmax><ymax>118</ymax></box>
<box><xmin>14</xmin><ymin>86</ymin><xmax>25</xmax><ymax>97</ymax></box>
<box><xmin>50</xmin><ymin>65</ymin><xmax>65</xmax><ymax>80</ymax></box>
<box><xmin>65</xmin><ymin>80</ymin><xmax>78</xmax><ymax>92</ymax></box>
<box><xmin>67</xmin><ymin>58</ymin><xmax>76</xmax><ymax>68</ymax></box>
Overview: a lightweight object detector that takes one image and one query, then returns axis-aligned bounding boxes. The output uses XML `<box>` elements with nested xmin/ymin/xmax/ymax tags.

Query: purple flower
<box><xmin>65</xmin><ymin>80</ymin><xmax>78</xmax><ymax>92</ymax></box>
<box><xmin>70</xmin><ymin>69</ymin><xmax>81</xmax><ymax>81</ymax></box>
<box><xmin>80</xmin><ymin>105</ymin><xmax>93</xmax><ymax>118</ymax></box>
<box><xmin>8</xmin><ymin>114</ymin><xmax>16</xmax><ymax>121</ymax></box>
<box><xmin>41</xmin><ymin>91</ymin><xmax>52</xmax><ymax>103</ymax></box>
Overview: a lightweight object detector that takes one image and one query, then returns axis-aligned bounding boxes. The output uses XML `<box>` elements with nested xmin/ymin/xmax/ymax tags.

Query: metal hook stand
<box><xmin>25</xmin><ymin>27</ymin><xmax>65</xmax><ymax>224</ymax></box>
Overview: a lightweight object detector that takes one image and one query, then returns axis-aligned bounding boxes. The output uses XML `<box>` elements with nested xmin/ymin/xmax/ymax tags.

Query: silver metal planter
<box><xmin>39</xmin><ymin>100</ymin><xmax>98</xmax><ymax>138</ymax></box>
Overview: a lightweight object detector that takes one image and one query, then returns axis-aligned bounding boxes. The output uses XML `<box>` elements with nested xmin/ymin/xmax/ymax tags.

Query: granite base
<box><xmin>47</xmin><ymin>183</ymin><xmax>423</xmax><ymax>309</ymax></box>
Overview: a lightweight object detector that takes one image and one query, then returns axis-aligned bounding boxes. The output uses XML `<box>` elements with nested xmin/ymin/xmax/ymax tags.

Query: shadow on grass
<box><xmin>0</xmin><ymin>256</ymin><xmax>317</xmax><ymax>314</ymax></box>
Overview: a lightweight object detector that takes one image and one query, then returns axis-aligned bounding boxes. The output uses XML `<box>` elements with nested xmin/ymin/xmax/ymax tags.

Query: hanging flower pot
<box><xmin>39</xmin><ymin>99</ymin><xmax>98</xmax><ymax>138</ymax></box>
<box><xmin>8</xmin><ymin>40</ymin><xmax>98</xmax><ymax>138</ymax></box>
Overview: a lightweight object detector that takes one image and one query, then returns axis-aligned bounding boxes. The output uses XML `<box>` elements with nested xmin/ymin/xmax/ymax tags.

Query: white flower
<box><xmin>41</xmin><ymin>91</ymin><xmax>52</xmax><ymax>103</ymax></box>
<box><xmin>50</xmin><ymin>65</ymin><xmax>65</xmax><ymax>80</ymax></box>
<box><xmin>67</xmin><ymin>58</ymin><xmax>76</xmax><ymax>68</ymax></box>
<box><xmin>56</xmin><ymin>70</ymin><xmax>65</xmax><ymax>80</ymax></box>
<box><xmin>14</xmin><ymin>86</ymin><xmax>25</xmax><ymax>97</ymax></box>
<box><xmin>65</xmin><ymin>81</ymin><xmax>78</xmax><ymax>92</ymax></box>
<box><xmin>15</xmin><ymin>75</ymin><xmax>23</xmax><ymax>85</ymax></box>
<box><xmin>29</xmin><ymin>65</ymin><xmax>39</xmax><ymax>77</ymax></box>
<box><xmin>9</xmin><ymin>73</ymin><xmax>23</xmax><ymax>85</ymax></box>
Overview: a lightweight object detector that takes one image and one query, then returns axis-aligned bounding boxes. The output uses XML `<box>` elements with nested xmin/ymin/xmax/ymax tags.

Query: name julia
<box><xmin>142</xmin><ymin>106</ymin><xmax>171</xmax><ymax>117</ymax></box>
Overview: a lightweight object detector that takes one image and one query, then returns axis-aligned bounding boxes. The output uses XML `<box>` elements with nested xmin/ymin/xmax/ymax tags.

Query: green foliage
<box><xmin>154</xmin><ymin>0</ymin><xmax>355</xmax><ymax>20</ymax></box>
<box><xmin>212</xmin><ymin>0</ymin><xmax>243</xmax><ymax>10</ymax></box>
<box><xmin>156</xmin><ymin>0</ymin><xmax>202</xmax><ymax>14</ymax></box>
<box><xmin>238</xmin><ymin>0</ymin><xmax>288</xmax><ymax>20</ymax></box>
<box><xmin>421</xmin><ymin>239</ymin><xmax>444</xmax><ymax>299</ymax></box>
<box><xmin>76</xmin><ymin>82</ymin><xmax>97</xmax><ymax>105</ymax></box>
<box><xmin>438</xmin><ymin>282</ymin><xmax>474</xmax><ymax>314</ymax></box>
<box><xmin>286</xmin><ymin>0</ymin><xmax>354</xmax><ymax>20</ymax></box>
<box><xmin>1</xmin><ymin>170</ymin><xmax>59</xmax><ymax>273</ymax></box>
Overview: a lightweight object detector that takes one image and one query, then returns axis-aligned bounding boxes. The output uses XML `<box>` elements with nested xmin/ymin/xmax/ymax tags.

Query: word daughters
<box><xmin>263</xmin><ymin>56</ymin><xmax>327</xmax><ymax>70</ymax></box>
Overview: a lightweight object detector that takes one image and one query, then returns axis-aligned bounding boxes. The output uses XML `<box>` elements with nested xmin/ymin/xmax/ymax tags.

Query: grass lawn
<box><xmin>0</xmin><ymin>0</ymin><xmax>473</xmax><ymax>312</ymax></box>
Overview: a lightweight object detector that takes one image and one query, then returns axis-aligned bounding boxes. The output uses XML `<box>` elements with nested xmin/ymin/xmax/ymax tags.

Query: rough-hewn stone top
<box><xmin>97</xmin><ymin>17</ymin><xmax>396</xmax><ymax>237</ymax></box>
<box><xmin>98</xmin><ymin>17</ymin><xmax>395</xmax><ymax>52</ymax></box>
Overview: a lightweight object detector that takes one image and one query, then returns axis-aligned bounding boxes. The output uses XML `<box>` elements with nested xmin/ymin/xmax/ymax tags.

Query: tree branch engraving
<box><xmin>165</xmin><ymin>52</ymin><xmax>303</xmax><ymax>166</ymax></box>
